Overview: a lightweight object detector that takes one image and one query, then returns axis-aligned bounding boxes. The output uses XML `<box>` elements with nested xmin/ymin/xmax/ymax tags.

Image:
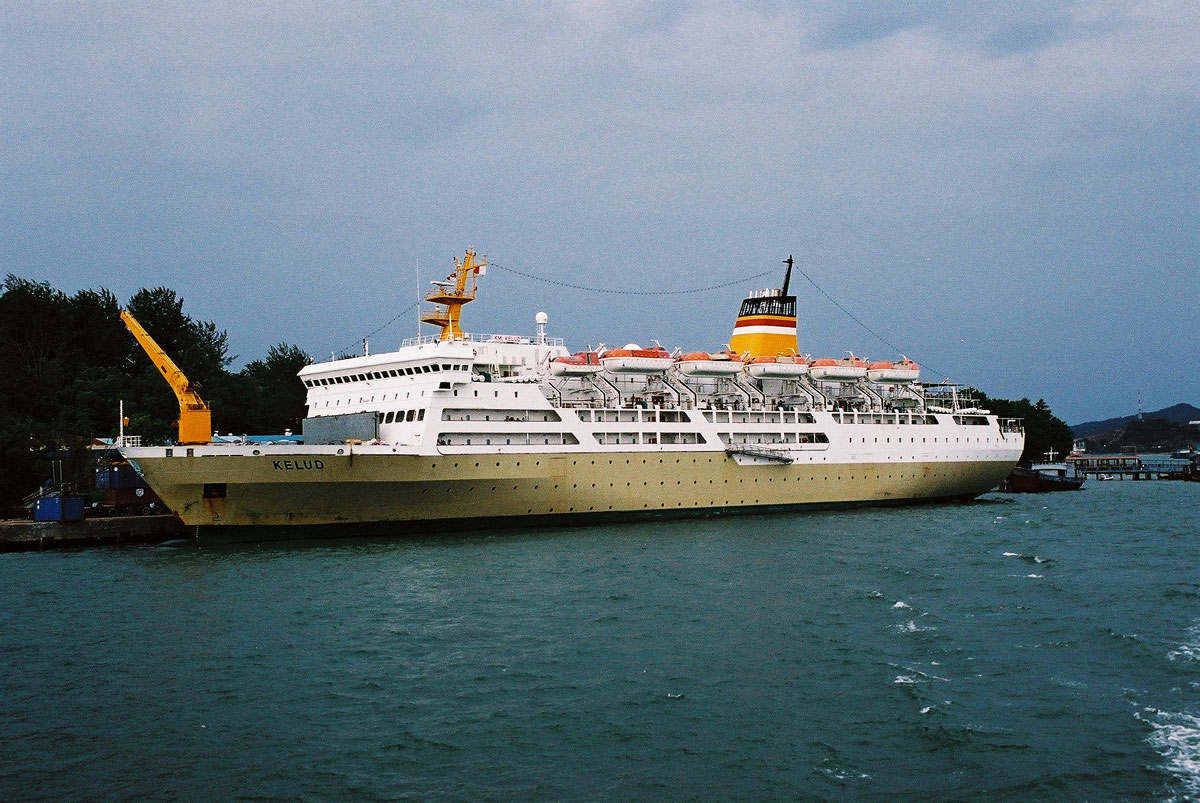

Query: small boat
<box><xmin>867</xmin><ymin>358</ymin><xmax>920</xmax><ymax>383</ymax></box>
<box><xmin>809</xmin><ymin>356</ymin><xmax>868</xmax><ymax>381</ymax></box>
<box><xmin>600</xmin><ymin>344</ymin><xmax>675</xmax><ymax>374</ymax></box>
<box><xmin>1096</xmin><ymin>473</ymin><xmax>1116</xmax><ymax>481</ymax></box>
<box><xmin>675</xmin><ymin>350</ymin><xmax>744</xmax><ymax>377</ymax></box>
<box><xmin>745</xmin><ymin>355</ymin><xmax>809</xmax><ymax>379</ymax></box>
<box><xmin>549</xmin><ymin>350</ymin><xmax>603</xmax><ymax>376</ymax></box>
<box><xmin>999</xmin><ymin>453</ymin><xmax>1086</xmax><ymax>492</ymax></box>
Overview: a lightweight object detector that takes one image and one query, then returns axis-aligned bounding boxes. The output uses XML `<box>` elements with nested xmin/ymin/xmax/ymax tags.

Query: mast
<box><xmin>782</xmin><ymin>255</ymin><xmax>793</xmax><ymax>296</ymax></box>
<box><xmin>420</xmin><ymin>249</ymin><xmax>486</xmax><ymax>341</ymax></box>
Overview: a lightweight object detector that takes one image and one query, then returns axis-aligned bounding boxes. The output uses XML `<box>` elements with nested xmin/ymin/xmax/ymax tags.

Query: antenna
<box><xmin>782</xmin><ymin>255</ymin><xmax>794</xmax><ymax>296</ymax></box>
<box><xmin>1137</xmin><ymin>389</ymin><xmax>1143</xmax><ymax>421</ymax></box>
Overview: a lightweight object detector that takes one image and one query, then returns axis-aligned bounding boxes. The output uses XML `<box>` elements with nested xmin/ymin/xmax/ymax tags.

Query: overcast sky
<box><xmin>3</xmin><ymin>1</ymin><xmax>1196</xmax><ymax>423</ymax></box>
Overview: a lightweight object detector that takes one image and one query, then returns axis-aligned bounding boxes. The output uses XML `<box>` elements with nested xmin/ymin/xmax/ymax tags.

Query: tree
<box><xmin>966</xmin><ymin>389</ymin><xmax>1074</xmax><ymax>463</ymax></box>
<box><xmin>231</xmin><ymin>343</ymin><xmax>313</xmax><ymax>435</ymax></box>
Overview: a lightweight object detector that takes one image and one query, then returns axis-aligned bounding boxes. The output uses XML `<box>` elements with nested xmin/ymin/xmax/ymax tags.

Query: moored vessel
<box><xmin>121</xmin><ymin>250</ymin><xmax>1025</xmax><ymax>533</ymax></box>
<box><xmin>999</xmin><ymin>451</ymin><xmax>1086</xmax><ymax>492</ymax></box>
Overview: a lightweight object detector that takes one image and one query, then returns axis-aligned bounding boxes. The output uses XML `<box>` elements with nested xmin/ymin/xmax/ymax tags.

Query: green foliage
<box><xmin>0</xmin><ymin>275</ymin><xmax>312</xmax><ymax>513</ymax></box>
<box><xmin>966</xmin><ymin>388</ymin><xmax>1075</xmax><ymax>463</ymax></box>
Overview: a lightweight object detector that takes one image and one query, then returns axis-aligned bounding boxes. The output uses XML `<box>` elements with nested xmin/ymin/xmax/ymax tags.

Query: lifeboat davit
<box><xmin>866</xmin><ymin>358</ymin><xmax>920</xmax><ymax>383</ymax></box>
<box><xmin>745</xmin><ymin>355</ymin><xmax>809</xmax><ymax>380</ymax></box>
<box><xmin>600</xmin><ymin>344</ymin><xmax>675</xmax><ymax>374</ymax></box>
<box><xmin>675</xmin><ymin>350</ymin><xmax>744</xmax><ymax>377</ymax></box>
<box><xmin>809</xmin><ymin>356</ymin><xmax>868</xmax><ymax>381</ymax></box>
<box><xmin>550</xmin><ymin>351</ymin><xmax>603</xmax><ymax>376</ymax></box>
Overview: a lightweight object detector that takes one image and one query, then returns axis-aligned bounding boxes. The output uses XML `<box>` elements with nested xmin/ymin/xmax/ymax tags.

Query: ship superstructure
<box><xmin>123</xmin><ymin>251</ymin><xmax>1024</xmax><ymax>531</ymax></box>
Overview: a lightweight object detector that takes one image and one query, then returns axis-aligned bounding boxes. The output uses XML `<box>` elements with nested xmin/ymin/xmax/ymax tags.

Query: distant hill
<box><xmin>1072</xmin><ymin>403</ymin><xmax>1200</xmax><ymax>437</ymax></box>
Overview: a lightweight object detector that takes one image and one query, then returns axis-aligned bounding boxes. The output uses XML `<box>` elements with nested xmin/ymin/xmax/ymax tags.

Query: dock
<box><xmin>1068</xmin><ymin>453</ymin><xmax>1199</xmax><ymax>481</ymax></box>
<box><xmin>0</xmin><ymin>514</ymin><xmax>187</xmax><ymax>552</ymax></box>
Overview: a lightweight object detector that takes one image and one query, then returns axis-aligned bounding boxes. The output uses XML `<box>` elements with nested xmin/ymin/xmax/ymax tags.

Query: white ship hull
<box><xmin>125</xmin><ymin>398</ymin><xmax>1023</xmax><ymax>530</ymax></box>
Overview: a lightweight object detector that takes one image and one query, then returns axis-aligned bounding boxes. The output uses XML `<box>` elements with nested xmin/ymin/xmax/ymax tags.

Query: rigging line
<box><xmin>791</xmin><ymin>264</ymin><xmax>946</xmax><ymax>378</ymax></box>
<box><xmin>488</xmin><ymin>262</ymin><xmax>775</xmax><ymax>296</ymax></box>
<box><xmin>333</xmin><ymin>301</ymin><xmax>420</xmax><ymax>358</ymax></box>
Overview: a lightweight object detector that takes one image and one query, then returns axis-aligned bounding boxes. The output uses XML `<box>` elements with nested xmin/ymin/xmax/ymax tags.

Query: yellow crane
<box><xmin>119</xmin><ymin>309</ymin><xmax>212</xmax><ymax>444</ymax></box>
<box><xmin>421</xmin><ymin>249</ymin><xmax>486</xmax><ymax>340</ymax></box>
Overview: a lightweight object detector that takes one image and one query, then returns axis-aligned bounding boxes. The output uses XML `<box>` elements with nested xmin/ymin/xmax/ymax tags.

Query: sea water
<box><xmin>2</xmin><ymin>481</ymin><xmax>1198</xmax><ymax>798</ymax></box>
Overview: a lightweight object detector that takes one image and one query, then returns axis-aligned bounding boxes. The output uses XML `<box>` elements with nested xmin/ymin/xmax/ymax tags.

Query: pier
<box><xmin>0</xmin><ymin>514</ymin><xmax>187</xmax><ymax>552</ymax></box>
<box><xmin>1068</xmin><ymin>454</ymin><xmax>1198</xmax><ymax>481</ymax></box>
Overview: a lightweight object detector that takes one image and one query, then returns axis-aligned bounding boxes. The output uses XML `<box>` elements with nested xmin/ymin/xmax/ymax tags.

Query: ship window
<box><xmin>431</xmin><ymin>364</ymin><xmax>441</xmax><ymax>372</ymax></box>
<box><xmin>422</xmin><ymin>366</ymin><xmax>432</xmax><ymax>373</ymax></box>
<box><xmin>406</xmin><ymin>410</ymin><xmax>415</xmax><ymax>422</ymax></box>
<box><xmin>202</xmin><ymin>483</ymin><xmax>226</xmax><ymax>499</ymax></box>
<box><xmin>335</xmin><ymin>376</ymin><xmax>344</xmax><ymax>383</ymax></box>
<box><xmin>384</xmin><ymin>411</ymin><xmax>394</xmax><ymax>423</ymax></box>
<box><xmin>442</xmin><ymin>364</ymin><xmax>450</xmax><ymax>370</ymax></box>
<box><xmin>418</xmin><ymin>409</ymin><xmax>425</xmax><ymax>420</ymax></box>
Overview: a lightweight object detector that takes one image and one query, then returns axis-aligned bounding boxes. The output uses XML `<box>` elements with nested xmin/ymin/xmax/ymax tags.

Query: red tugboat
<box><xmin>999</xmin><ymin>449</ymin><xmax>1086</xmax><ymax>492</ymax></box>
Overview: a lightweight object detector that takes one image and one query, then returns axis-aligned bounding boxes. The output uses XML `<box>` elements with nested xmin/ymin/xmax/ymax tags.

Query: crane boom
<box><xmin>119</xmin><ymin>309</ymin><xmax>212</xmax><ymax>444</ymax></box>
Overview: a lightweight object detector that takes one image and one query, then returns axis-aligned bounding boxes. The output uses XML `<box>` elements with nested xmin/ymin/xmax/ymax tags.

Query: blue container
<box><xmin>34</xmin><ymin>495</ymin><xmax>85</xmax><ymax>522</ymax></box>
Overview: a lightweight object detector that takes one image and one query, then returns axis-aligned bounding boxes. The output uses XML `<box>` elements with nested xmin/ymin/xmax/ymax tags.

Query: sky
<box><xmin>2</xmin><ymin>1</ymin><xmax>1196</xmax><ymax>424</ymax></box>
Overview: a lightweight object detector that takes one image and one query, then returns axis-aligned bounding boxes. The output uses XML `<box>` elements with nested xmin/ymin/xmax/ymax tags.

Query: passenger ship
<box><xmin>123</xmin><ymin>251</ymin><xmax>1024</xmax><ymax>531</ymax></box>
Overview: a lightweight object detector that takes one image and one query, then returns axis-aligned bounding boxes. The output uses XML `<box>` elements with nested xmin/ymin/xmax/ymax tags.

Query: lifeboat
<box><xmin>549</xmin><ymin>350</ymin><xmax>604</xmax><ymax>376</ymax></box>
<box><xmin>809</xmin><ymin>356</ymin><xmax>868</xmax><ymax>381</ymax></box>
<box><xmin>745</xmin><ymin>355</ymin><xmax>809</xmax><ymax>380</ymax></box>
<box><xmin>866</xmin><ymin>358</ymin><xmax>920</xmax><ymax>383</ymax></box>
<box><xmin>600</xmin><ymin>344</ymin><xmax>675</xmax><ymax>374</ymax></box>
<box><xmin>674</xmin><ymin>350</ymin><xmax>744</xmax><ymax>377</ymax></box>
